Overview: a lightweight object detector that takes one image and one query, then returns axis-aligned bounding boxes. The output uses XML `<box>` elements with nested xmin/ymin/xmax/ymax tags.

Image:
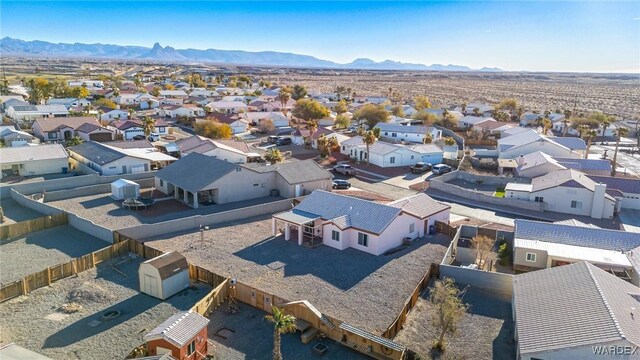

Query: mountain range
<box><xmin>0</xmin><ymin>37</ymin><xmax>503</xmax><ymax>72</ymax></box>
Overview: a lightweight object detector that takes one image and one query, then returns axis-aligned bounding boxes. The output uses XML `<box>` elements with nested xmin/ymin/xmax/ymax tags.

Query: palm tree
<box><xmin>277</xmin><ymin>89</ymin><xmax>291</xmax><ymax>116</ymax></box>
<box><xmin>65</xmin><ymin>136</ymin><xmax>83</xmax><ymax>147</ymax></box>
<box><xmin>264</xmin><ymin>148</ymin><xmax>285</xmax><ymax>164</ymax></box>
<box><xmin>611</xmin><ymin>127</ymin><xmax>629</xmax><ymax>176</ymax></box>
<box><xmin>576</xmin><ymin>124</ymin><xmax>590</xmax><ymax>139</ymax></box>
<box><xmin>264</xmin><ymin>306</ymin><xmax>296</xmax><ymax>360</ymax></box>
<box><xmin>584</xmin><ymin>129</ymin><xmax>597</xmax><ymax>159</ymax></box>
<box><xmin>600</xmin><ymin>116</ymin><xmax>613</xmax><ymax>141</ymax></box>
<box><xmin>461</xmin><ymin>103</ymin><xmax>467</xmax><ymax>114</ymax></box>
<box><xmin>304</xmin><ymin>120</ymin><xmax>318</xmax><ymax>149</ymax></box>
<box><xmin>472</xmin><ymin>108</ymin><xmax>481</xmax><ymax>117</ymax></box>
<box><xmin>128</xmin><ymin>108</ymin><xmax>135</xmax><ymax>120</ymax></box>
<box><xmin>362</xmin><ymin>130</ymin><xmax>378</xmax><ymax>165</ymax></box>
<box><xmin>542</xmin><ymin>118</ymin><xmax>552</xmax><ymax>134</ymax></box>
<box><xmin>141</xmin><ymin>116</ymin><xmax>156</xmax><ymax>137</ymax></box>
<box><xmin>561</xmin><ymin>118</ymin><xmax>570</xmax><ymax>137</ymax></box>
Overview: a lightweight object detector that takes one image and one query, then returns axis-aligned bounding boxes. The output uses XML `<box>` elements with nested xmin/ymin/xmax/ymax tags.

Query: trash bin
<box><xmin>428</xmin><ymin>225</ymin><xmax>436</xmax><ymax>235</ymax></box>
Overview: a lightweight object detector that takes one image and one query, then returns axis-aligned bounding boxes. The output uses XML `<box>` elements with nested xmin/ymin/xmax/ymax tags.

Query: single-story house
<box><xmin>47</xmin><ymin>97</ymin><xmax>91</xmax><ymax>108</ymax></box>
<box><xmin>176</xmin><ymin>135</ymin><xmax>259</xmax><ymax>164</ymax></box>
<box><xmin>505</xmin><ymin>169</ymin><xmax>617</xmax><ymax>219</ymax></box>
<box><xmin>473</xmin><ymin>119</ymin><xmax>517</xmax><ymax>135</ymax></box>
<box><xmin>242</xmin><ymin>112</ymin><xmax>289</xmax><ymax>128</ymax></box>
<box><xmin>459</xmin><ymin>116</ymin><xmax>496</xmax><ymax>128</ymax></box>
<box><xmin>512</xmin><ymin>262</ymin><xmax>640</xmax><ymax>360</ymax></box>
<box><xmin>144</xmin><ymin>310</ymin><xmax>209</xmax><ymax>360</ymax></box>
<box><xmin>154</xmin><ymin>154</ymin><xmax>332</xmax><ymax>208</ymax></box>
<box><xmin>205</xmin><ymin>113</ymin><xmax>249</xmax><ymax>134</ymax></box>
<box><xmin>341</xmin><ymin>136</ymin><xmax>444</xmax><ymax>167</ymax></box>
<box><xmin>108</xmin><ymin>118</ymin><xmax>169</xmax><ymax>140</ymax></box>
<box><xmin>518</xmin><ymin>112</ymin><xmax>565</xmax><ymax>127</ymax></box>
<box><xmin>514</xmin><ymin>151</ymin><xmax>612</xmax><ymax>178</ymax></box>
<box><xmin>498</xmin><ymin>129</ymin><xmax>584</xmax><ymax>159</ymax></box>
<box><xmin>139</xmin><ymin>252</ymin><xmax>189</xmax><ymax>300</ymax></box>
<box><xmin>6</xmin><ymin>104</ymin><xmax>69</xmax><ymax>122</ymax></box>
<box><xmin>156</xmin><ymin>105</ymin><xmax>205</xmax><ymax>118</ymax></box>
<box><xmin>291</xmin><ymin>127</ymin><xmax>349</xmax><ymax>148</ymax></box>
<box><xmin>112</xmin><ymin>93</ymin><xmax>152</xmax><ymax>106</ymax></box>
<box><xmin>0</xmin><ymin>95</ymin><xmax>28</xmax><ymax>111</ymax></box>
<box><xmin>587</xmin><ymin>175</ymin><xmax>640</xmax><ymax>210</ymax></box>
<box><xmin>384</xmin><ymin>104</ymin><xmax>418</xmax><ymax>117</ymax></box>
<box><xmin>69</xmin><ymin>141</ymin><xmax>176</xmax><ymax>175</ymax></box>
<box><xmin>205</xmin><ymin>100</ymin><xmax>248</xmax><ymax>114</ymax></box>
<box><xmin>158</xmin><ymin>90</ymin><xmax>188</xmax><ymax>100</ymax></box>
<box><xmin>0</xmin><ymin>126</ymin><xmax>39</xmax><ymax>147</ymax></box>
<box><xmin>99</xmin><ymin>108</ymin><xmax>129</xmax><ymax>121</ymax></box>
<box><xmin>272</xmin><ymin>191</ymin><xmax>450</xmax><ymax>255</ymax></box>
<box><xmin>0</xmin><ymin>144</ymin><xmax>69</xmax><ymax>179</ymax></box>
<box><xmin>32</xmin><ymin>116</ymin><xmax>109</xmax><ymax>142</ymax></box>
<box><xmin>513</xmin><ymin>219</ymin><xmax>640</xmax><ymax>285</ymax></box>
<box><xmin>374</xmin><ymin>123</ymin><xmax>442</xmax><ymax>143</ymax></box>
<box><xmin>457</xmin><ymin>103</ymin><xmax>493</xmax><ymax>117</ymax></box>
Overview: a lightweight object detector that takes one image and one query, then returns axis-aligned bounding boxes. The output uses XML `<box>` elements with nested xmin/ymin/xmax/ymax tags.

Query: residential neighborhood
<box><xmin>0</xmin><ymin>3</ymin><xmax>639</xmax><ymax>359</ymax></box>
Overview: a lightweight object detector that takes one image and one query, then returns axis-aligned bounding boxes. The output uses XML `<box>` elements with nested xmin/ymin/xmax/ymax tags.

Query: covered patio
<box><xmin>272</xmin><ymin>210</ymin><xmax>323</xmax><ymax>248</ymax></box>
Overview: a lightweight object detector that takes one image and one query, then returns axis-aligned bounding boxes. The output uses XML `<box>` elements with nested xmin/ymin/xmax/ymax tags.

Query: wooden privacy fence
<box><xmin>0</xmin><ymin>240</ymin><xmax>130</xmax><ymax>303</ymax></box>
<box><xmin>191</xmin><ymin>279</ymin><xmax>228</xmax><ymax>317</ymax></box>
<box><xmin>382</xmin><ymin>263</ymin><xmax>438</xmax><ymax>339</ymax></box>
<box><xmin>0</xmin><ymin>213</ymin><xmax>68</xmax><ymax>241</ymax></box>
<box><xmin>435</xmin><ymin>221</ymin><xmax>458</xmax><ymax>237</ymax></box>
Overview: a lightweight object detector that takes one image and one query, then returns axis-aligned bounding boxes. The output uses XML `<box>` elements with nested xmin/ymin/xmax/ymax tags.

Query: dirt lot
<box><xmin>0</xmin><ymin>198</ymin><xmax>45</xmax><ymax>225</ymax></box>
<box><xmin>208</xmin><ymin>301</ymin><xmax>367</xmax><ymax>360</ymax></box>
<box><xmin>394</xmin><ymin>284</ymin><xmax>515</xmax><ymax>360</ymax></box>
<box><xmin>0</xmin><ymin>225</ymin><xmax>109</xmax><ymax>284</ymax></box>
<box><xmin>47</xmin><ymin>193</ymin><xmax>284</xmax><ymax>230</ymax></box>
<box><xmin>141</xmin><ymin>215</ymin><xmax>450</xmax><ymax>335</ymax></box>
<box><xmin>0</xmin><ymin>255</ymin><xmax>211</xmax><ymax>360</ymax></box>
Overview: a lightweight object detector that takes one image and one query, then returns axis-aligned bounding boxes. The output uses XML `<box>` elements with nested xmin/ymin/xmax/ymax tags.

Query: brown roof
<box><xmin>145</xmin><ymin>252</ymin><xmax>188</xmax><ymax>280</ymax></box>
<box><xmin>207</xmin><ymin>113</ymin><xmax>244</xmax><ymax>125</ymax></box>
<box><xmin>34</xmin><ymin>116</ymin><xmax>101</xmax><ymax>132</ymax></box>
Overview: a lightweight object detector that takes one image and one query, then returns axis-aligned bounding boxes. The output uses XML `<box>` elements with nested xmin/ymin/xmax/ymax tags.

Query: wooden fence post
<box><xmin>47</xmin><ymin>267</ymin><xmax>52</xmax><ymax>286</ymax></box>
<box><xmin>21</xmin><ymin>277</ymin><xmax>28</xmax><ymax>295</ymax></box>
<box><xmin>91</xmin><ymin>252</ymin><xmax>96</xmax><ymax>268</ymax></box>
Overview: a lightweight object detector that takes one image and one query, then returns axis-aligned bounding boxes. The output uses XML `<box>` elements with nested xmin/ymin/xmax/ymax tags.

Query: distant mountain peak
<box><xmin>0</xmin><ymin>37</ymin><xmax>503</xmax><ymax>72</ymax></box>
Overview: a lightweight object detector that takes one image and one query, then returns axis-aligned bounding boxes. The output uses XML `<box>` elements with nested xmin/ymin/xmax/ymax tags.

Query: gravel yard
<box><xmin>47</xmin><ymin>192</ymin><xmax>284</xmax><ymax>230</ymax></box>
<box><xmin>394</xmin><ymin>285</ymin><xmax>515</xmax><ymax>360</ymax></box>
<box><xmin>0</xmin><ymin>225</ymin><xmax>109</xmax><ymax>284</ymax></box>
<box><xmin>0</xmin><ymin>255</ymin><xmax>211</xmax><ymax>360</ymax></box>
<box><xmin>0</xmin><ymin>198</ymin><xmax>45</xmax><ymax>225</ymax></box>
<box><xmin>142</xmin><ymin>215</ymin><xmax>450</xmax><ymax>335</ymax></box>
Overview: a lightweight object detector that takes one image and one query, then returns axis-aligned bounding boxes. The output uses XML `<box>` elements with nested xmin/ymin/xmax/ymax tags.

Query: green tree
<box><xmin>562</xmin><ymin>110</ymin><xmax>572</xmax><ymax>137</ymax></box>
<box><xmin>277</xmin><ymin>89</ymin><xmax>292</xmax><ymax>115</ymax></box>
<box><xmin>542</xmin><ymin>118</ymin><xmax>552</xmax><ymax>134</ymax></box>
<box><xmin>292</xmin><ymin>99</ymin><xmax>330</xmax><ymax>124</ymax></box>
<box><xmin>423</xmin><ymin>132</ymin><xmax>433</xmax><ymax>144</ymax></box>
<box><xmin>443</xmin><ymin>137</ymin><xmax>456</xmax><ymax>146</ymax></box>
<box><xmin>390</xmin><ymin>105</ymin><xmax>405</xmax><ymax>117</ymax></box>
<box><xmin>353</xmin><ymin>104</ymin><xmax>390</xmax><ymax>129</ymax></box>
<box><xmin>316</xmin><ymin>134</ymin><xmax>339</xmax><ymax>157</ymax></box>
<box><xmin>141</xmin><ymin>116</ymin><xmax>156</xmax><ymax>136</ymax></box>
<box><xmin>334</xmin><ymin>114</ymin><xmax>350</xmax><ymax>129</ymax></box>
<box><xmin>362</xmin><ymin>130</ymin><xmax>379</xmax><ymax>165</ymax></box>
<box><xmin>413</xmin><ymin>111</ymin><xmax>438</xmax><ymax>125</ymax></box>
<box><xmin>194</xmin><ymin>121</ymin><xmax>233</xmax><ymax>139</ymax></box>
<box><xmin>291</xmin><ymin>84</ymin><xmax>307</xmax><ymax>100</ymax></box>
<box><xmin>589</xmin><ymin>113</ymin><xmax>614</xmax><ymax>139</ymax></box>
<box><xmin>150</xmin><ymin>86</ymin><xmax>161</xmax><ymax>97</ymax></box>
<box><xmin>429</xmin><ymin>278</ymin><xmax>469</xmax><ymax>352</ymax></box>
<box><xmin>335</xmin><ymin>85</ymin><xmax>346</xmax><ymax>100</ymax></box>
<box><xmin>265</xmin><ymin>306</ymin><xmax>296</xmax><ymax>360</ymax></box>
<box><xmin>65</xmin><ymin>136</ymin><xmax>83</xmax><ymax>147</ymax></box>
<box><xmin>472</xmin><ymin>107</ymin><xmax>481</xmax><ymax>117</ymax></box>
<box><xmin>71</xmin><ymin>86</ymin><xmax>90</xmax><ymax>99</ymax></box>
<box><xmin>334</xmin><ymin>100</ymin><xmax>348</xmax><ymax>115</ymax></box>
<box><xmin>304</xmin><ymin>120</ymin><xmax>318</xmax><ymax>149</ymax></box>
<box><xmin>497</xmin><ymin>98</ymin><xmax>518</xmax><ymax>111</ymax></box>
<box><xmin>163</xmin><ymin>83</ymin><xmax>175</xmax><ymax>90</ymax></box>
<box><xmin>95</xmin><ymin>98</ymin><xmax>117</xmax><ymax>109</ymax></box>
<box><xmin>414</xmin><ymin>95</ymin><xmax>432</xmax><ymax>111</ymax></box>
<box><xmin>611</xmin><ymin>127</ymin><xmax>629</xmax><ymax>176</ymax></box>
<box><xmin>263</xmin><ymin>148</ymin><xmax>285</xmax><ymax>164</ymax></box>
<box><xmin>584</xmin><ymin>129</ymin><xmax>597</xmax><ymax>159</ymax></box>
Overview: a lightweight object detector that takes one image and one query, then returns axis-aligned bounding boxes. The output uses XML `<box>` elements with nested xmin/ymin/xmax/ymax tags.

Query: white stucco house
<box><xmin>204</xmin><ymin>113</ymin><xmax>250</xmax><ymax>134</ymax></box>
<box><xmin>107</xmin><ymin>118</ymin><xmax>170</xmax><ymax>140</ymax></box>
<box><xmin>6</xmin><ymin>104</ymin><xmax>69</xmax><ymax>122</ymax></box>
<box><xmin>242</xmin><ymin>112</ymin><xmax>289</xmax><ymax>128</ymax></box>
<box><xmin>505</xmin><ymin>169</ymin><xmax>617</xmax><ymax>219</ymax></box>
<box><xmin>176</xmin><ymin>135</ymin><xmax>259</xmax><ymax>164</ymax></box>
<box><xmin>205</xmin><ymin>100</ymin><xmax>248</xmax><ymax>114</ymax></box>
<box><xmin>498</xmin><ymin>129</ymin><xmax>585</xmax><ymax>159</ymax></box>
<box><xmin>459</xmin><ymin>116</ymin><xmax>496</xmax><ymax>128</ymax></box>
<box><xmin>47</xmin><ymin>97</ymin><xmax>91</xmax><ymax>108</ymax></box>
<box><xmin>156</xmin><ymin>105</ymin><xmax>205</xmax><ymax>118</ymax></box>
<box><xmin>514</xmin><ymin>151</ymin><xmax>612</xmax><ymax>178</ymax></box>
<box><xmin>272</xmin><ymin>191</ymin><xmax>451</xmax><ymax>255</ymax></box>
<box><xmin>341</xmin><ymin>136</ymin><xmax>444</xmax><ymax>167</ymax></box>
<box><xmin>587</xmin><ymin>175</ymin><xmax>640</xmax><ymax>210</ymax></box>
<box><xmin>374</xmin><ymin>123</ymin><xmax>442</xmax><ymax>143</ymax></box>
<box><xmin>69</xmin><ymin>141</ymin><xmax>176</xmax><ymax>175</ymax></box>
<box><xmin>0</xmin><ymin>144</ymin><xmax>69</xmax><ymax>179</ymax></box>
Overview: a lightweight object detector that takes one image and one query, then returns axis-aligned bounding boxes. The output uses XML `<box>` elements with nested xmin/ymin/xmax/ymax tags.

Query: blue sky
<box><xmin>2</xmin><ymin>1</ymin><xmax>639</xmax><ymax>73</ymax></box>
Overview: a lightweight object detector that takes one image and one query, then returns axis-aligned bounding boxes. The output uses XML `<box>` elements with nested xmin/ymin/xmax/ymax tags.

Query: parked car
<box><xmin>332</xmin><ymin>164</ymin><xmax>357</xmax><ymax>176</ymax></box>
<box><xmin>148</xmin><ymin>133</ymin><xmax>160</xmax><ymax>142</ymax></box>
<box><xmin>132</xmin><ymin>135</ymin><xmax>146</xmax><ymax>140</ymax></box>
<box><xmin>410</xmin><ymin>162</ymin><xmax>432</xmax><ymax>174</ymax></box>
<box><xmin>332</xmin><ymin>179</ymin><xmax>351</xmax><ymax>189</ymax></box>
<box><xmin>432</xmin><ymin>164</ymin><xmax>452</xmax><ymax>175</ymax></box>
<box><xmin>275</xmin><ymin>137</ymin><xmax>292</xmax><ymax>146</ymax></box>
<box><xmin>267</xmin><ymin>135</ymin><xmax>281</xmax><ymax>144</ymax></box>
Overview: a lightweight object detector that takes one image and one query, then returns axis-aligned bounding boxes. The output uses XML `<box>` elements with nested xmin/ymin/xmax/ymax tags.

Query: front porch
<box><xmin>272</xmin><ymin>211</ymin><xmax>323</xmax><ymax>248</ymax></box>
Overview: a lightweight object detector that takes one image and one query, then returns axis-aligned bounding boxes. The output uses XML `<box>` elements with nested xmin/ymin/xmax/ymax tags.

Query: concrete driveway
<box><xmin>382</xmin><ymin>171</ymin><xmax>431</xmax><ymax>189</ymax></box>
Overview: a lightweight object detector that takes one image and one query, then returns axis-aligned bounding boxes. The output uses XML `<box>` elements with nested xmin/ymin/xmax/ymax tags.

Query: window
<box><xmin>390</xmin><ymin>157</ymin><xmax>396</xmax><ymax>164</ymax></box>
<box><xmin>384</xmin><ymin>132</ymin><xmax>388</xmax><ymax>136</ymax></box>
<box><xmin>187</xmin><ymin>341</ymin><xmax>196</xmax><ymax>355</ymax></box>
<box><xmin>409</xmin><ymin>223</ymin><xmax>415</xmax><ymax>233</ymax></box>
<box><xmin>571</xmin><ymin>200</ymin><xmax>582</xmax><ymax>209</ymax></box>
<box><xmin>534</xmin><ymin>197</ymin><xmax>544</xmax><ymax>203</ymax></box>
<box><xmin>411</xmin><ymin>155</ymin><xmax>414</xmax><ymax>160</ymax></box>
<box><xmin>49</xmin><ymin>132</ymin><xmax>58</xmax><ymax>139</ymax></box>
<box><xmin>342</xmin><ymin>146</ymin><xmax>345</xmax><ymax>151</ymax></box>
<box><xmin>159</xmin><ymin>179</ymin><xmax>164</xmax><ymax>187</ymax></box>
<box><xmin>358</xmin><ymin>233</ymin><xmax>368</xmax><ymax>247</ymax></box>
<box><xmin>392</xmin><ymin>133</ymin><xmax>397</xmax><ymax>137</ymax></box>
<box><xmin>526</xmin><ymin>253</ymin><xmax>537</xmax><ymax>262</ymax></box>
<box><xmin>331</xmin><ymin>230</ymin><xmax>340</xmax><ymax>241</ymax></box>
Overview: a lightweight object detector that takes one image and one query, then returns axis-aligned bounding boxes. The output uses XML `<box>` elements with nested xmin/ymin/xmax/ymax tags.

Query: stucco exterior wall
<box><xmin>499</xmin><ymin>141</ymin><xmax>580</xmax><ymax>159</ymax></box>
<box><xmin>513</xmin><ymin>246</ymin><xmax>547</xmax><ymax>271</ymax></box>
<box><xmin>530</xmin><ymin>186</ymin><xmax>615</xmax><ymax>218</ymax></box>
<box><xmin>206</xmin><ymin>168</ymin><xmax>276</xmax><ymax>204</ymax></box>
<box><xmin>203</xmin><ymin>148</ymin><xmax>246</xmax><ymax>164</ymax></box>
<box><xmin>1</xmin><ymin>158</ymin><xmax>68</xmax><ymax>178</ymax></box>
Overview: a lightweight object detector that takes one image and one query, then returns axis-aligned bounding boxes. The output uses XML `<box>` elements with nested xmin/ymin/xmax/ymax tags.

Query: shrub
<box><xmin>498</xmin><ymin>242</ymin><xmax>512</xmax><ymax>266</ymax></box>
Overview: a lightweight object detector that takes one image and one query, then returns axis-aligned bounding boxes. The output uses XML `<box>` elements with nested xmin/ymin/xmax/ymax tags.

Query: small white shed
<box><xmin>111</xmin><ymin>179</ymin><xmax>141</xmax><ymax>200</ymax></box>
<box><xmin>139</xmin><ymin>252</ymin><xmax>189</xmax><ymax>300</ymax></box>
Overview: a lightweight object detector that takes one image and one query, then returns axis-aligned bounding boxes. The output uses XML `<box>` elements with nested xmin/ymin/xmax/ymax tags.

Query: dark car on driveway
<box><xmin>332</xmin><ymin>179</ymin><xmax>351</xmax><ymax>189</ymax></box>
<box><xmin>275</xmin><ymin>137</ymin><xmax>292</xmax><ymax>146</ymax></box>
<box><xmin>267</xmin><ymin>135</ymin><xmax>281</xmax><ymax>144</ymax></box>
<box><xmin>132</xmin><ymin>135</ymin><xmax>146</xmax><ymax>140</ymax></box>
<box><xmin>410</xmin><ymin>162</ymin><xmax>432</xmax><ymax>174</ymax></box>
<box><xmin>432</xmin><ymin>164</ymin><xmax>453</xmax><ymax>175</ymax></box>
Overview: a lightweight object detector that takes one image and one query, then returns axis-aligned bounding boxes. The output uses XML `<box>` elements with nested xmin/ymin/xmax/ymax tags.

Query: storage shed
<box><xmin>144</xmin><ymin>310</ymin><xmax>209</xmax><ymax>360</ymax></box>
<box><xmin>111</xmin><ymin>178</ymin><xmax>141</xmax><ymax>200</ymax></box>
<box><xmin>139</xmin><ymin>252</ymin><xmax>189</xmax><ymax>300</ymax></box>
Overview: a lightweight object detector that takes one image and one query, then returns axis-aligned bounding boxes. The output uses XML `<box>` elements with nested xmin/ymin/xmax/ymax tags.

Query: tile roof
<box><xmin>176</xmin><ymin>135</ymin><xmax>251</xmax><ymax>156</ymax></box>
<box><xmin>514</xmin><ymin>219</ymin><xmax>640</xmax><ymax>251</ymax></box>
<box><xmin>242</xmin><ymin>160</ymin><xmax>332</xmax><ymax>184</ymax></box>
<box><xmin>0</xmin><ymin>144</ymin><xmax>68</xmax><ymax>163</ymax></box>
<box><xmin>529</xmin><ymin>169</ymin><xmax>613</xmax><ymax>200</ymax></box>
<box><xmin>513</xmin><ymin>262</ymin><xmax>640</xmax><ymax>355</ymax></box>
<box><xmin>498</xmin><ymin>129</ymin><xmax>544</xmax><ymax>151</ymax></box>
<box><xmin>375</xmin><ymin>123</ymin><xmax>433</xmax><ymax>135</ymax></box>
<box><xmin>104</xmin><ymin>139</ymin><xmax>154</xmax><ymax>149</ymax></box>
<box><xmin>459</xmin><ymin>116</ymin><xmax>495</xmax><ymax>125</ymax></box>
<box><xmin>548</xmin><ymin>136</ymin><xmax>588</xmax><ymax>151</ymax></box>
<box><xmin>206</xmin><ymin>113</ymin><xmax>246</xmax><ymax>125</ymax></box>
<box><xmin>587</xmin><ymin>175</ymin><xmax>640</xmax><ymax>194</ymax></box>
<box><xmin>34</xmin><ymin>116</ymin><xmax>100</xmax><ymax>132</ymax></box>
<box><xmin>35</xmin><ymin>104</ymin><xmax>69</xmax><ymax>113</ymax></box>
<box><xmin>387</xmin><ymin>193</ymin><xmax>451</xmax><ymax>219</ymax></box>
<box><xmin>554</xmin><ymin>157</ymin><xmax>612</xmax><ymax>172</ymax></box>
<box><xmin>69</xmin><ymin>141</ymin><xmax>125</xmax><ymax>165</ymax></box>
<box><xmin>144</xmin><ymin>310</ymin><xmax>210</xmax><ymax>348</ymax></box>
<box><xmin>516</xmin><ymin>151</ymin><xmax>564</xmax><ymax>172</ymax></box>
<box><xmin>293</xmin><ymin>190</ymin><xmax>401</xmax><ymax>234</ymax></box>
<box><xmin>76</xmin><ymin>122</ymin><xmax>111</xmax><ymax>134</ymax></box>
<box><xmin>155</xmin><ymin>152</ymin><xmax>238</xmax><ymax>192</ymax></box>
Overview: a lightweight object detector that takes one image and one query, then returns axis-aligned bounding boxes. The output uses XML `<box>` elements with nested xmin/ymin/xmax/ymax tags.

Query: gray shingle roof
<box><xmin>554</xmin><ymin>157</ymin><xmax>612</xmax><ymax>172</ymax></box>
<box><xmin>293</xmin><ymin>190</ymin><xmax>401</xmax><ymax>234</ymax></box>
<box><xmin>375</xmin><ymin>123</ymin><xmax>433</xmax><ymax>135</ymax></box>
<box><xmin>388</xmin><ymin>193</ymin><xmax>450</xmax><ymax>219</ymax></box>
<box><xmin>515</xmin><ymin>219</ymin><xmax>640</xmax><ymax>251</ymax></box>
<box><xmin>0</xmin><ymin>144</ymin><xmax>68</xmax><ymax>164</ymax></box>
<box><xmin>155</xmin><ymin>152</ymin><xmax>238</xmax><ymax>193</ymax></box>
<box><xmin>548</xmin><ymin>136</ymin><xmax>588</xmax><ymax>151</ymax></box>
<box><xmin>587</xmin><ymin>175</ymin><xmax>640</xmax><ymax>194</ymax></box>
<box><xmin>144</xmin><ymin>310</ymin><xmax>210</xmax><ymax>348</ymax></box>
<box><xmin>242</xmin><ymin>160</ymin><xmax>332</xmax><ymax>184</ymax></box>
<box><xmin>69</xmin><ymin>141</ymin><xmax>125</xmax><ymax>165</ymax></box>
<box><xmin>513</xmin><ymin>262</ymin><xmax>640</xmax><ymax>355</ymax></box>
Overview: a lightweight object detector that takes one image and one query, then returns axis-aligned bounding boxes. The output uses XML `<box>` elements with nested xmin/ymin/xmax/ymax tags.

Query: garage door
<box><xmin>130</xmin><ymin>164</ymin><xmax>145</xmax><ymax>174</ymax></box>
